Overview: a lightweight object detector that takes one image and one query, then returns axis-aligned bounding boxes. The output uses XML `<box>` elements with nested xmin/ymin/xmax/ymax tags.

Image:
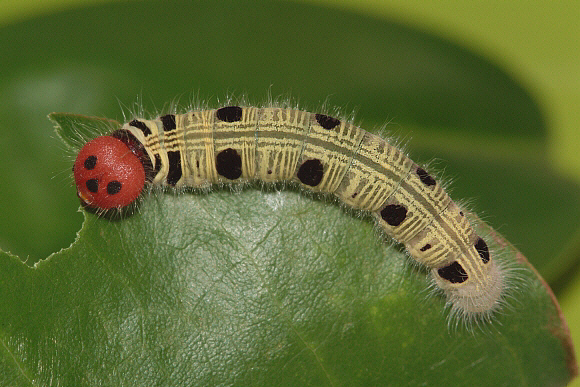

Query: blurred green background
<box><xmin>0</xmin><ymin>0</ymin><xmax>578</xmax><ymax>381</ymax></box>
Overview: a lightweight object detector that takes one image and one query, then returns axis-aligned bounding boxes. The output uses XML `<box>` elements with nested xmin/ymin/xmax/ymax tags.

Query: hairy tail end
<box><xmin>435</xmin><ymin>259</ymin><xmax>507</xmax><ymax>327</ymax></box>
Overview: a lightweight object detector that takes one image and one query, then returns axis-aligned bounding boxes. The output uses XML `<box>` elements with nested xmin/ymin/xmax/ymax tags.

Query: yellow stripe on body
<box><xmin>254</xmin><ymin>108</ymin><xmax>311</xmax><ymax>182</ymax></box>
<box><xmin>335</xmin><ymin>132</ymin><xmax>414</xmax><ymax>212</ymax></box>
<box><xmin>181</xmin><ymin>109</ymin><xmax>217</xmax><ymax>187</ymax></box>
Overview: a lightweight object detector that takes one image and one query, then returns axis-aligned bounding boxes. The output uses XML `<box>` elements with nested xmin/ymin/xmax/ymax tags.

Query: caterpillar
<box><xmin>72</xmin><ymin>105</ymin><xmax>505</xmax><ymax>321</ymax></box>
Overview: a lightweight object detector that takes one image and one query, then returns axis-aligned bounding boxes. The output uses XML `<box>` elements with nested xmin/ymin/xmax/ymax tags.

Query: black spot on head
<box><xmin>420</xmin><ymin>244</ymin><xmax>432</xmax><ymax>252</ymax></box>
<box><xmin>460</xmin><ymin>211</ymin><xmax>464</xmax><ymax>216</ymax></box>
<box><xmin>107</xmin><ymin>181</ymin><xmax>122</xmax><ymax>195</ymax></box>
<box><xmin>315</xmin><ymin>113</ymin><xmax>340</xmax><ymax>130</ymax></box>
<box><xmin>216</xmin><ymin>148</ymin><xmax>242</xmax><ymax>180</ymax></box>
<box><xmin>216</xmin><ymin>106</ymin><xmax>243</xmax><ymax>122</ymax></box>
<box><xmin>416</xmin><ymin>167</ymin><xmax>436</xmax><ymax>186</ymax></box>
<box><xmin>166</xmin><ymin>151</ymin><xmax>182</xmax><ymax>186</ymax></box>
<box><xmin>84</xmin><ymin>155</ymin><xmax>97</xmax><ymax>170</ymax></box>
<box><xmin>297</xmin><ymin>159</ymin><xmax>324</xmax><ymax>186</ymax></box>
<box><xmin>86</xmin><ymin>179</ymin><xmax>98</xmax><ymax>193</ymax></box>
<box><xmin>438</xmin><ymin>261</ymin><xmax>468</xmax><ymax>284</ymax></box>
<box><xmin>267</xmin><ymin>170</ymin><xmax>272</xmax><ymax>174</ymax></box>
<box><xmin>129</xmin><ymin>119</ymin><xmax>152</xmax><ymax>136</ymax></box>
<box><xmin>475</xmin><ymin>237</ymin><xmax>490</xmax><ymax>264</ymax></box>
<box><xmin>160</xmin><ymin>114</ymin><xmax>176</xmax><ymax>131</ymax></box>
<box><xmin>351</xmin><ymin>192</ymin><xmax>358</xmax><ymax>198</ymax></box>
<box><xmin>380</xmin><ymin>204</ymin><xmax>407</xmax><ymax>226</ymax></box>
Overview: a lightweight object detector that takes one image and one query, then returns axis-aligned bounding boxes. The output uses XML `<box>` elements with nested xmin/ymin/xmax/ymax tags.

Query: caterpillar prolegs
<box><xmin>73</xmin><ymin>105</ymin><xmax>505</xmax><ymax>320</ymax></box>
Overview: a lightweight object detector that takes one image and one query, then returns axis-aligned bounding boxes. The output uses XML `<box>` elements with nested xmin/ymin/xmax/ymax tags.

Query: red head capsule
<box><xmin>73</xmin><ymin>136</ymin><xmax>145</xmax><ymax>209</ymax></box>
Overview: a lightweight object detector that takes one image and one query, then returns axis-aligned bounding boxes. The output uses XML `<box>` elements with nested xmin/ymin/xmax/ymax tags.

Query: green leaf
<box><xmin>0</xmin><ymin>113</ymin><xmax>575</xmax><ymax>386</ymax></box>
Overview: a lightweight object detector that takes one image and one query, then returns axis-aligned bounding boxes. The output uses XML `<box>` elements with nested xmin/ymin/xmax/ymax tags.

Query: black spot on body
<box><xmin>107</xmin><ymin>181</ymin><xmax>122</xmax><ymax>195</ymax></box>
<box><xmin>216</xmin><ymin>106</ymin><xmax>243</xmax><ymax>122</ymax></box>
<box><xmin>129</xmin><ymin>119</ymin><xmax>152</xmax><ymax>136</ymax></box>
<box><xmin>475</xmin><ymin>237</ymin><xmax>490</xmax><ymax>263</ymax></box>
<box><xmin>416</xmin><ymin>167</ymin><xmax>436</xmax><ymax>186</ymax></box>
<box><xmin>84</xmin><ymin>155</ymin><xmax>97</xmax><ymax>170</ymax></box>
<box><xmin>380</xmin><ymin>204</ymin><xmax>407</xmax><ymax>226</ymax></box>
<box><xmin>315</xmin><ymin>113</ymin><xmax>340</xmax><ymax>129</ymax></box>
<box><xmin>420</xmin><ymin>244</ymin><xmax>432</xmax><ymax>252</ymax></box>
<box><xmin>438</xmin><ymin>261</ymin><xmax>468</xmax><ymax>284</ymax></box>
<box><xmin>297</xmin><ymin>159</ymin><xmax>324</xmax><ymax>186</ymax></box>
<box><xmin>86</xmin><ymin>179</ymin><xmax>98</xmax><ymax>193</ymax></box>
<box><xmin>267</xmin><ymin>170</ymin><xmax>272</xmax><ymax>174</ymax></box>
<box><xmin>153</xmin><ymin>155</ymin><xmax>162</xmax><ymax>175</ymax></box>
<box><xmin>160</xmin><ymin>114</ymin><xmax>176</xmax><ymax>131</ymax></box>
<box><xmin>166</xmin><ymin>151</ymin><xmax>183</xmax><ymax>186</ymax></box>
<box><xmin>216</xmin><ymin>148</ymin><xmax>242</xmax><ymax>180</ymax></box>
<box><xmin>351</xmin><ymin>192</ymin><xmax>358</xmax><ymax>198</ymax></box>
